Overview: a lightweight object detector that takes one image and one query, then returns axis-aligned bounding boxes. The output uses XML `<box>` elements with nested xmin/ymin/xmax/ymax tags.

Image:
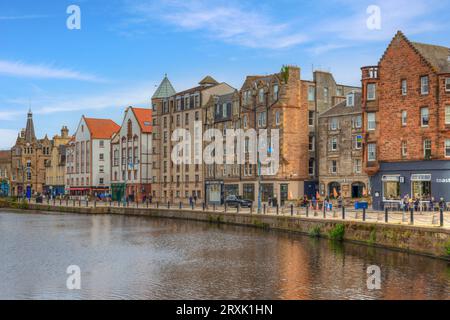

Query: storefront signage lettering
<box><xmin>382</xmin><ymin>175</ymin><xmax>400</xmax><ymax>182</ymax></box>
<box><xmin>411</xmin><ymin>174</ymin><xmax>431</xmax><ymax>181</ymax></box>
<box><xmin>436</xmin><ymin>178</ymin><xmax>450</xmax><ymax>183</ymax></box>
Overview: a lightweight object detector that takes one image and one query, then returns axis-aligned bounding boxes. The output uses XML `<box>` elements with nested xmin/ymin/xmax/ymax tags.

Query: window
<box><xmin>445</xmin><ymin>106</ymin><xmax>450</xmax><ymax>125</ymax></box>
<box><xmin>402</xmin><ymin>141</ymin><xmax>407</xmax><ymax>157</ymax></box>
<box><xmin>99</xmin><ymin>153</ymin><xmax>104</xmax><ymax>161</ymax></box>
<box><xmin>273</xmin><ymin>84</ymin><xmax>279</xmax><ymax>100</ymax></box>
<box><xmin>446</xmin><ymin>78</ymin><xmax>450</xmax><ymax>92</ymax></box>
<box><xmin>185</xmin><ymin>113</ymin><xmax>189</xmax><ymax>125</ymax></box>
<box><xmin>367</xmin><ymin>112</ymin><xmax>376</xmax><ymax>130</ymax></box>
<box><xmin>353</xmin><ymin>115</ymin><xmax>362</xmax><ymax>128</ymax></box>
<box><xmin>354</xmin><ymin>135</ymin><xmax>362</xmax><ymax>149</ymax></box>
<box><xmin>308</xmin><ymin>159</ymin><xmax>315</xmax><ymax>176</ymax></box>
<box><xmin>401</xmin><ymin>110</ymin><xmax>407</xmax><ymax>126</ymax></box>
<box><xmin>99</xmin><ymin>165</ymin><xmax>104</xmax><ymax>173</ymax></box>
<box><xmin>330</xmin><ymin>160</ymin><xmax>337</xmax><ymax>174</ymax></box>
<box><xmin>258</xmin><ymin>112</ymin><xmax>266</xmax><ymax>127</ymax></box>
<box><xmin>421</xmin><ymin>107</ymin><xmax>429</xmax><ymax>127</ymax></box>
<box><xmin>309</xmin><ymin>136</ymin><xmax>315</xmax><ymax>151</ymax></box>
<box><xmin>243</xmin><ymin>115</ymin><xmax>248</xmax><ymax>128</ymax></box>
<box><xmin>324</xmin><ymin>87</ymin><xmax>329</xmax><ymax>102</ymax></box>
<box><xmin>367</xmin><ymin>83</ymin><xmax>376</xmax><ymax>100</ymax></box>
<box><xmin>368</xmin><ymin>143</ymin><xmax>376</xmax><ymax>161</ymax></box>
<box><xmin>308</xmin><ymin>111</ymin><xmax>314</xmax><ymax>126</ymax></box>
<box><xmin>421</xmin><ymin>76</ymin><xmax>429</xmax><ymax>95</ymax></box>
<box><xmin>259</xmin><ymin>88</ymin><xmax>264</xmax><ymax>103</ymax></box>
<box><xmin>445</xmin><ymin>139</ymin><xmax>450</xmax><ymax>157</ymax></box>
<box><xmin>347</xmin><ymin>93</ymin><xmax>354</xmax><ymax>107</ymax></box>
<box><xmin>401</xmin><ymin>79</ymin><xmax>407</xmax><ymax>95</ymax></box>
<box><xmin>424</xmin><ymin>139</ymin><xmax>432</xmax><ymax>159</ymax></box>
<box><xmin>330</xmin><ymin>137</ymin><xmax>338</xmax><ymax>151</ymax></box>
<box><xmin>99</xmin><ymin>178</ymin><xmax>104</xmax><ymax>184</ymax></box>
<box><xmin>330</xmin><ymin>118</ymin><xmax>339</xmax><ymax>130</ymax></box>
<box><xmin>308</xmin><ymin>86</ymin><xmax>315</xmax><ymax>101</ymax></box>
<box><xmin>354</xmin><ymin>159</ymin><xmax>362</xmax><ymax>174</ymax></box>
<box><xmin>275</xmin><ymin>111</ymin><xmax>280</xmax><ymax>125</ymax></box>
<box><xmin>99</xmin><ymin>140</ymin><xmax>104</xmax><ymax>148</ymax></box>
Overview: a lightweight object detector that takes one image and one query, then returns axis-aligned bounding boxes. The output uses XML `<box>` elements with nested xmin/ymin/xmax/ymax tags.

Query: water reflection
<box><xmin>0</xmin><ymin>211</ymin><xmax>448</xmax><ymax>300</ymax></box>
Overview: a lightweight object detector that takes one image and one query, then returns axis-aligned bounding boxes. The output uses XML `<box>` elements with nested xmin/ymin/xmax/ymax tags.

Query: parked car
<box><xmin>225</xmin><ymin>195</ymin><xmax>253</xmax><ymax>208</ymax></box>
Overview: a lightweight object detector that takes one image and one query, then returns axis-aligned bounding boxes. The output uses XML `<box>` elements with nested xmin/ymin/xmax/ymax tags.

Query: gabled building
<box><xmin>110</xmin><ymin>107</ymin><xmax>153</xmax><ymax>202</ymax></box>
<box><xmin>151</xmin><ymin>75</ymin><xmax>235</xmax><ymax>203</ymax></box>
<box><xmin>203</xmin><ymin>90</ymin><xmax>241</xmax><ymax>204</ymax></box>
<box><xmin>44</xmin><ymin>126</ymin><xmax>71</xmax><ymax>197</ymax></box>
<box><xmin>318</xmin><ymin>92</ymin><xmax>368</xmax><ymax>200</ymax></box>
<box><xmin>11</xmin><ymin>110</ymin><xmax>52</xmax><ymax>197</ymax></box>
<box><xmin>361</xmin><ymin>31</ymin><xmax>450</xmax><ymax>209</ymax></box>
<box><xmin>66</xmin><ymin>116</ymin><xmax>119</xmax><ymax>197</ymax></box>
<box><xmin>0</xmin><ymin>150</ymin><xmax>12</xmax><ymax>196</ymax></box>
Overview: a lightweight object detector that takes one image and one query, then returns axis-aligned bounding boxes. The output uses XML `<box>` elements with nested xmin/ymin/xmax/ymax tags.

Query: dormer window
<box><xmin>346</xmin><ymin>93</ymin><xmax>354</xmax><ymax>107</ymax></box>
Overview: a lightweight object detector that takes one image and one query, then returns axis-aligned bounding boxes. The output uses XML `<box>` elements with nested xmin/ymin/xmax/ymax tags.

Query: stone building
<box><xmin>44</xmin><ymin>126</ymin><xmax>71</xmax><ymax>197</ymax></box>
<box><xmin>203</xmin><ymin>91</ymin><xmax>241</xmax><ymax>204</ymax></box>
<box><xmin>66</xmin><ymin>116</ymin><xmax>120</xmax><ymax>197</ymax></box>
<box><xmin>151</xmin><ymin>75</ymin><xmax>235</xmax><ymax>203</ymax></box>
<box><xmin>0</xmin><ymin>150</ymin><xmax>12</xmax><ymax>196</ymax></box>
<box><xmin>110</xmin><ymin>107</ymin><xmax>153</xmax><ymax>202</ymax></box>
<box><xmin>362</xmin><ymin>31</ymin><xmax>450</xmax><ymax>209</ymax></box>
<box><xmin>318</xmin><ymin>92</ymin><xmax>369</xmax><ymax>199</ymax></box>
<box><xmin>10</xmin><ymin>110</ymin><xmax>52</xmax><ymax>197</ymax></box>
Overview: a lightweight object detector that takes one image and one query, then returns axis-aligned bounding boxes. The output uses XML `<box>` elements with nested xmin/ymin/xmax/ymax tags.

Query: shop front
<box><xmin>205</xmin><ymin>180</ymin><xmax>223</xmax><ymax>204</ymax></box>
<box><xmin>0</xmin><ymin>180</ymin><xmax>9</xmax><ymax>196</ymax></box>
<box><xmin>111</xmin><ymin>183</ymin><xmax>125</xmax><ymax>202</ymax></box>
<box><xmin>370</xmin><ymin>161</ymin><xmax>450</xmax><ymax>210</ymax></box>
<box><xmin>224</xmin><ymin>184</ymin><xmax>239</xmax><ymax>198</ymax></box>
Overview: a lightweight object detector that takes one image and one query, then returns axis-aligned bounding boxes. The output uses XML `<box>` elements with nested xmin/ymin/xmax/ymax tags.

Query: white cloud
<box><xmin>34</xmin><ymin>83</ymin><xmax>152</xmax><ymax>115</ymax></box>
<box><xmin>0</xmin><ymin>15</ymin><xmax>48</xmax><ymax>20</ymax></box>
<box><xmin>126</xmin><ymin>0</ymin><xmax>308</xmax><ymax>49</ymax></box>
<box><xmin>318</xmin><ymin>0</ymin><xmax>442</xmax><ymax>42</ymax></box>
<box><xmin>0</xmin><ymin>129</ymin><xmax>18</xmax><ymax>149</ymax></box>
<box><xmin>0</xmin><ymin>60</ymin><xmax>105</xmax><ymax>82</ymax></box>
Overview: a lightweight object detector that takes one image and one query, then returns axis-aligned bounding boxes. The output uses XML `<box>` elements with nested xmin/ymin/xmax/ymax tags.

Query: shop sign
<box><xmin>411</xmin><ymin>174</ymin><xmax>431</xmax><ymax>181</ymax></box>
<box><xmin>382</xmin><ymin>175</ymin><xmax>400</xmax><ymax>182</ymax></box>
<box><xmin>436</xmin><ymin>178</ymin><xmax>450</xmax><ymax>183</ymax></box>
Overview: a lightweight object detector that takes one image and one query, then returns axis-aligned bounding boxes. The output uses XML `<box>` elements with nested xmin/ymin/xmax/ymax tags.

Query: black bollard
<box><xmin>306</xmin><ymin>205</ymin><xmax>309</xmax><ymax>217</ymax></box>
<box><xmin>237</xmin><ymin>204</ymin><xmax>240</xmax><ymax>214</ymax></box>
<box><xmin>385</xmin><ymin>208</ymin><xmax>388</xmax><ymax>223</ymax></box>
<box><xmin>440</xmin><ymin>208</ymin><xmax>444</xmax><ymax>227</ymax></box>
<box><xmin>410</xmin><ymin>208</ymin><xmax>414</xmax><ymax>225</ymax></box>
<box><xmin>291</xmin><ymin>204</ymin><xmax>294</xmax><ymax>216</ymax></box>
<box><xmin>167</xmin><ymin>202</ymin><xmax>170</xmax><ymax>209</ymax></box>
<box><xmin>213</xmin><ymin>203</ymin><xmax>216</xmax><ymax>212</ymax></box>
<box><xmin>276</xmin><ymin>205</ymin><xmax>279</xmax><ymax>215</ymax></box>
<box><xmin>363</xmin><ymin>208</ymin><xmax>366</xmax><ymax>221</ymax></box>
<box><xmin>263</xmin><ymin>204</ymin><xmax>266</xmax><ymax>215</ymax></box>
<box><xmin>342</xmin><ymin>206</ymin><xmax>346</xmax><ymax>220</ymax></box>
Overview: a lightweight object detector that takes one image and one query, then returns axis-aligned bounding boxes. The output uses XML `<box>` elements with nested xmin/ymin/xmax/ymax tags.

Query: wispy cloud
<box><xmin>0</xmin><ymin>14</ymin><xmax>49</xmax><ymax>21</ymax></box>
<box><xmin>125</xmin><ymin>0</ymin><xmax>308</xmax><ymax>49</ymax></box>
<box><xmin>0</xmin><ymin>60</ymin><xmax>105</xmax><ymax>82</ymax></box>
<box><xmin>0</xmin><ymin>129</ymin><xmax>18</xmax><ymax>149</ymax></box>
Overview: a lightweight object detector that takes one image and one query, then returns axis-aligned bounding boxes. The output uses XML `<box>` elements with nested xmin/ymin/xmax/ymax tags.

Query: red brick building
<box><xmin>362</xmin><ymin>31</ymin><xmax>450</xmax><ymax>209</ymax></box>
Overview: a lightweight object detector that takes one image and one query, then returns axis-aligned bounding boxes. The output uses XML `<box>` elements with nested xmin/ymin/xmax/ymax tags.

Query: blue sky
<box><xmin>0</xmin><ymin>0</ymin><xmax>449</xmax><ymax>149</ymax></box>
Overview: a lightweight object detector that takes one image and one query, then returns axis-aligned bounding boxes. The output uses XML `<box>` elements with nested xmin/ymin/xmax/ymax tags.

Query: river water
<box><xmin>0</xmin><ymin>210</ymin><xmax>448</xmax><ymax>300</ymax></box>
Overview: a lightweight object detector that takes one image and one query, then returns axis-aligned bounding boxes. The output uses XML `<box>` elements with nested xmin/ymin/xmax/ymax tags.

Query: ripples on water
<box><xmin>0</xmin><ymin>210</ymin><xmax>448</xmax><ymax>300</ymax></box>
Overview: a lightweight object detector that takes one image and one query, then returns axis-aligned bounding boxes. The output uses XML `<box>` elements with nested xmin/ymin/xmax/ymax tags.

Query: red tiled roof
<box><xmin>131</xmin><ymin>108</ymin><xmax>152</xmax><ymax>133</ymax></box>
<box><xmin>84</xmin><ymin>117</ymin><xmax>120</xmax><ymax>139</ymax></box>
<box><xmin>0</xmin><ymin>150</ymin><xmax>11</xmax><ymax>160</ymax></box>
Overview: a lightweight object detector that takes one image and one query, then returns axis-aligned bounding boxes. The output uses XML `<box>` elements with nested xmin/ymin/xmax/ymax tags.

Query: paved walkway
<box><xmin>28</xmin><ymin>199</ymin><xmax>450</xmax><ymax>229</ymax></box>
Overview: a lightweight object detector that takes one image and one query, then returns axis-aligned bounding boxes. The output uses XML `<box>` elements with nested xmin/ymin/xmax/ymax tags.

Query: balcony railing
<box><xmin>362</xmin><ymin>66</ymin><xmax>379</xmax><ymax>80</ymax></box>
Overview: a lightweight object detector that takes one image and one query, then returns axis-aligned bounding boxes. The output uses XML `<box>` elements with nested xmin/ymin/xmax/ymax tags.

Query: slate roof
<box><xmin>410</xmin><ymin>41</ymin><xmax>450</xmax><ymax>73</ymax></box>
<box><xmin>319</xmin><ymin>92</ymin><xmax>362</xmax><ymax>118</ymax></box>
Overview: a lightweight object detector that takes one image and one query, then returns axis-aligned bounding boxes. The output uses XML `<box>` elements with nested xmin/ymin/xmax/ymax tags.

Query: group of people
<box><xmin>400</xmin><ymin>195</ymin><xmax>447</xmax><ymax>211</ymax></box>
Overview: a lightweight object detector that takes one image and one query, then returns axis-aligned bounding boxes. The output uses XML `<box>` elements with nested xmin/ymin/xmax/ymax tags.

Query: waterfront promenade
<box><xmin>25</xmin><ymin>198</ymin><xmax>450</xmax><ymax>229</ymax></box>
